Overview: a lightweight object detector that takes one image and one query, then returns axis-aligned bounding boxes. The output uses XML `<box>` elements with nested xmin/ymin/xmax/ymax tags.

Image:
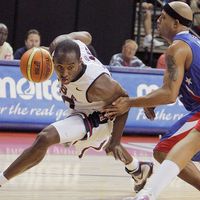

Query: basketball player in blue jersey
<box><xmin>103</xmin><ymin>1</ymin><xmax>200</xmax><ymax>199</ymax></box>
<box><xmin>0</xmin><ymin>31</ymin><xmax>153</xmax><ymax>194</ymax></box>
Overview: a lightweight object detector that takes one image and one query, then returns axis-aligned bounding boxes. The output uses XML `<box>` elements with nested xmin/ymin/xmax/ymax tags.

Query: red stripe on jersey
<box><xmin>154</xmin><ymin>128</ymin><xmax>192</xmax><ymax>153</ymax></box>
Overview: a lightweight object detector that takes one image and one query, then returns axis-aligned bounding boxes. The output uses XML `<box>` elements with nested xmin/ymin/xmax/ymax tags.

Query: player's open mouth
<box><xmin>61</xmin><ymin>77</ymin><xmax>69</xmax><ymax>84</ymax></box>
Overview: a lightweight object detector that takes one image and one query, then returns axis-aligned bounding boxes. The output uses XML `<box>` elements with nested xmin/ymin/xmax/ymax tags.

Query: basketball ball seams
<box><xmin>48</xmin><ymin>53</ymin><xmax>54</xmax><ymax>78</ymax></box>
<box><xmin>25</xmin><ymin>51</ymin><xmax>29</xmax><ymax>80</ymax></box>
<box><xmin>40</xmin><ymin>48</ymin><xmax>44</xmax><ymax>82</ymax></box>
<box><xmin>28</xmin><ymin>48</ymin><xmax>38</xmax><ymax>82</ymax></box>
<box><xmin>43</xmin><ymin>49</ymin><xmax>50</xmax><ymax>80</ymax></box>
<box><xmin>42</xmin><ymin>49</ymin><xmax>54</xmax><ymax>80</ymax></box>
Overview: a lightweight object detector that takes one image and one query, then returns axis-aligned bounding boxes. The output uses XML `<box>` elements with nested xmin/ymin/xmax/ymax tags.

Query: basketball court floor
<box><xmin>0</xmin><ymin>132</ymin><xmax>199</xmax><ymax>200</ymax></box>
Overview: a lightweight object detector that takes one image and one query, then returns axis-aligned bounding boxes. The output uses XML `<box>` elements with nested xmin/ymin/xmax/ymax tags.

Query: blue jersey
<box><xmin>173</xmin><ymin>32</ymin><xmax>200</xmax><ymax>111</ymax></box>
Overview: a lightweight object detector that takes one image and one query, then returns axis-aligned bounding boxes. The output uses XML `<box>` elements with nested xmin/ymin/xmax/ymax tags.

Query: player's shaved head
<box><xmin>54</xmin><ymin>39</ymin><xmax>81</xmax><ymax>61</ymax></box>
<box><xmin>169</xmin><ymin>1</ymin><xmax>193</xmax><ymax>21</ymax></box>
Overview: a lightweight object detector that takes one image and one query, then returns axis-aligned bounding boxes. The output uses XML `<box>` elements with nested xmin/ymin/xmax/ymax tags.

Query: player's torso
<box><xmin>60</xmin><ymin>62</ymin><xmax>110</xmax><ymax>114</ymax></box>
<box><xmin>174</xmin><ymin>33</ymin><xmax>200</xmax><ymax>111</ymax></box>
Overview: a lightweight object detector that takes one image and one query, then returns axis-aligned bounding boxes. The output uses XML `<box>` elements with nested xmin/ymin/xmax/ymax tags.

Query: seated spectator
<box><xmin>141</xmin><ymin>1</ymin><xmax>164</xmax><ymax>48</ymax></box>
<box><xmin>191</xmin><ymin>0</ymin><xmax>200</xmax><ymax>35</ymax></box>
<box><xmin>109</xmin><ymin>39</ymin><xmax>146</xmax><ymax>68</ymax></box>
<box><xmin>0</xmin><ymin>23</ymin><xmax>13</xmax><ymax>60</ymax></box>
<box><xmin>156</xmin><ymin>53</ymin><xmax>166</xmax><ymax>69</ymax></box>
<box><xmin>14</xmin><ymin>29</ymin><xmax>41</xmax><ymax>59</ymax></box>
<box><xmin>164</xmin><ymin>0</ymin><xmax>191</xmax><ymax>4</ymax></box>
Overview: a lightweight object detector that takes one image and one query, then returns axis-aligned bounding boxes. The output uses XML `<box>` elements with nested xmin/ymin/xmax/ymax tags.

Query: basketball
<box><xmin>20</xmin><ymin>47</ymin><xmax>54</xmax><ymax>83</ymax></box>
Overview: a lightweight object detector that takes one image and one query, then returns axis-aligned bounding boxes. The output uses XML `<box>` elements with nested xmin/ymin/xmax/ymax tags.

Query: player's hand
<box><xmin>143</xmin><ymin>107</ymin><xmax>156</xmax><ymax>120</ymax></box>
<box><xmin>103</xmin><ymin>97</ymin><xmax>130</xmax><ymax>119</ymax></box>
<box><xmin>104</xmin><ymin>140</ymin><xmax>126</xmax><ymax>162</ymax></box>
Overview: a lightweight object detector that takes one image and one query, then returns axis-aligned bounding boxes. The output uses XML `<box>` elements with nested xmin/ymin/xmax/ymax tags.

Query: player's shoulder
<box><xmin>167</xmin><ymin>40</ymin><xmax>191</xmax><ymax>56</ymax></box>
<box><xmin>88</xmin><ymin>73</ymin><xmax>122</xmax><ymax>102</ymax></box>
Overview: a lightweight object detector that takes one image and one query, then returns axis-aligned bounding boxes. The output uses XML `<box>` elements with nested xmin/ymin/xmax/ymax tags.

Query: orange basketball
<box><xmin>20</xmin><ymin>47</ymin><xmax>54</xmax><ymax>83</ymax></box>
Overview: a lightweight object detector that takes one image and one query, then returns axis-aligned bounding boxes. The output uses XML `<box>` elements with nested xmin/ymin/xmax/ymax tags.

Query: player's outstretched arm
<box><xmin>67</xmin><ymin>31</ymin><xmax>92</xmax><ymax>45</ymax></box>
<box><xmin>49</xmin><ymin>31</ymin><xmax>92</xmax><ymax>54</ymax></box>
<box><xmin>103</xmin><ymin>41</ymin><xmax>189</xmax><ymax>118</ymax></box>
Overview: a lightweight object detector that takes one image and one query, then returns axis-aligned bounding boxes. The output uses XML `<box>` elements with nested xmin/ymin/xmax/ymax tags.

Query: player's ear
<box><xmin>79</xmin><ymin>57</ymin><xmax>83</xmax><ymax>65</ymax></box>
<box><xmin>174</xmin><ymin>19</ymin><xmax>179</xmax><ymax>28</ymax></box>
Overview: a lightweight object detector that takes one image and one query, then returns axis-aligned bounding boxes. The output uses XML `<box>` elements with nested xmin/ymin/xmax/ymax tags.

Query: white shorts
<box><xmin>52</xmin><ymin>113</ymin><xmax>113</xmax><ymax>157</ymax></box>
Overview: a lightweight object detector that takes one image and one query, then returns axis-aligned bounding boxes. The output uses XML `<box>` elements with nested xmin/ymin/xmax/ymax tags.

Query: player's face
<box><xmin>25</xmin><ymin>33</ymin><xmax>41</xmax><ymax>49</ymax></box>
<box><xmin>54</xmin><ymin>52</ymin><xmax>82</xmax><ymax>85</ymax></box>
<box><xmin>157</xmin><ymin>11</ymin><xmax>174</xmax><ymax>39</ymax></box>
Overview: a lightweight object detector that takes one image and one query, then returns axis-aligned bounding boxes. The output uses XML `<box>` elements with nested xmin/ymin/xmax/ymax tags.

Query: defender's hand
<box><xmin>103</xmin><ymin>97</ymin><xmax>130</xmax><ymax>119</ymax></box>
<box><xmin>143</xmin><ymin>107</ymin><xmax>156</xmax><ymax>120</ymax></box>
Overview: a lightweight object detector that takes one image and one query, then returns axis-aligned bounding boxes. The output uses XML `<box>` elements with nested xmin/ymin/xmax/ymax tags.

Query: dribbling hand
<box><xmin>104</xmin><ymin>140</ymin><xmax>127</xmax><ymax>163</ymax></box>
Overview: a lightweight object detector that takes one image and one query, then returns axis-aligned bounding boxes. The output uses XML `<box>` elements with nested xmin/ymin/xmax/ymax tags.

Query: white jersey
<box><xmin>58</xmin><ymin>39</ymin><xmax>110</xmax><ymax>115</ymax></box>
<box><xmin>74</xmin><ymin>40</ymin><xmax>101</xmax><ymax>65</ymax></box>
<box><xmin>60</xmin><ymin>62</ymin><xmax>110</xmax><ymax>115</ymax></box>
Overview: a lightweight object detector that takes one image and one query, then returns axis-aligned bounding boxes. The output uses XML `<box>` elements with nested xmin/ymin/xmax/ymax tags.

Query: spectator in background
<box><xmin>14</xmin><ymin>29</ymin><xmax>41</xmax><ymax>59</ymax></box>
<box><xmin>0</xmin><ymin>23</ymin><xmax>13</xmax><ymax>60</ymax></box>
<box><xmin>156</xmin><ymin>53</ymin><xmax>166</xmax><ymax>69</ymax></box>
<box><xmin>164</xmin><ymin>0</ymin><xmax>191</xmax><ymax>4</ymax></box>
<box><xmin>109</xmin><ymin>39</ymin><xmax>146</xmax><ymax>68</ymax></box>
<box><xmin>191</xmin><ymin>0</ymin><xmax>200</xmax><ymax>35</ymax></box>
<box><xmin>141</xmin><ymin>1</ymin><xmax>164</xmax><ymax>48</ymax></box>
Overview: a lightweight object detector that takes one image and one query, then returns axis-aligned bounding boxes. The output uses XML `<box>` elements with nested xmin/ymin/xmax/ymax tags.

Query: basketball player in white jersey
<box><xmin>0</xmin><ymin>31</ymin><xmax>153</xmax><ymax>194</ymax></box>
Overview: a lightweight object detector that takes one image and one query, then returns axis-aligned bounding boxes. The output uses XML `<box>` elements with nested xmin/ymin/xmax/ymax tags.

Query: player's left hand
<box><xmin>103</xmin><ymin>97</ymin><xmax>130</xmax><ymax>119</ymax></box>
<box><xmin>143</xmin><ymin>107</ymin><xmax>156</xmax><ymax>120</ymax></box>
<box><xmin>104</xmin><ymin>140</ymin><xmax>126</xmax><ymax>162</ymax></box>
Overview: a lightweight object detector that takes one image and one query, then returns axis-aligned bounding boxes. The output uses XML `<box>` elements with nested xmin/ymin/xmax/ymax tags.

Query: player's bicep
<box><xmin>88</xmin><ymin>75</ymin><xmax>128</xmax><ymax>105</ymax></box>
<box><xmin>163</xmin><ymin>46</ymin><xmax>185</xmax><ymax>96</ymax></box>
<box><xmin>101</xmin><ymin>80</ymin><xmax>128</xmax><ymax>105</ymax></box>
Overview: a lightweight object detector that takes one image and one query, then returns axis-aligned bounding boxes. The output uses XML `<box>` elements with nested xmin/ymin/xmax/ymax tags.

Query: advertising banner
<box><xmin>0</xmin><ymin>62</ymin><xmax>188</xmax><ymax>134</ymax></box>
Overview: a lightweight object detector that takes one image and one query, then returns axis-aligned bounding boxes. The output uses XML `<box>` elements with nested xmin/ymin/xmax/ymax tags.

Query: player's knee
<box><xmin>33</xmin><ymin>130</ymin><xmax>56</xmax><ymax>150</ymax></box>
<box><xmin>33</xmin><ymin>126</ymin><xmax>60</xmax><ymax>150</ymax></box>
<box><xmin>153</xmin><ymin>151</ymin><xmax>160</xmax><ymax>163</ymax></box>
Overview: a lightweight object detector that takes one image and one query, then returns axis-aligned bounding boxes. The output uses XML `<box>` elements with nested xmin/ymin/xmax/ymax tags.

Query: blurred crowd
<box><xmin>0</xmin><ymin>0</ymin><xmax>199</xmax><ymax>70</ymax></box>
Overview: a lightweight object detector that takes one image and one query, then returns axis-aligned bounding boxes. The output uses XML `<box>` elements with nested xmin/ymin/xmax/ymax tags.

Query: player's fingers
<box><xmin>116</xmin><ymin>149</ymin><xmax>126</xmax><ymax>162</ymax></box>
<box><xmin>104</xmin><ymin>111</ymin><xmax>117</xmax><ymax>119</ymax></box>
<box><xmin>144</xmin><ymin>108</ymin><xmax>155</xmax><ymax>120</ymax></box>
<box><xmin>144</xmin><ymin>110</ymin><xmax>153</xmax><ymax>119</ymax></box>
<box><xmin>108</xmin><ymin>112</ymin><xmax>117</xmax><ymax>119</ymax></box>
<box><xmin>148</xmin><ymin>111</ymin><xmax>155</xmax><ymax>120</ymax></box>
<box><xmin>112</xmin><ymin>149</ymin><xmax>119</xmax><ymax>160</ymax></box>
<box><xmin>102</xmin><ymin>107</ymin><xmax>113</xmax><ymax>113</ymax></box>
<box><xmin>112</xmin><ymin>97</ymin><xmax>123</xmax><ymax>105</ymax></box>
<box><xmin>105</xmin><ymin>146</ymin><xmax>110</xmax><ymax>154</ymax></box>
<box><xmin>106</xmin><ymin>151</ymin><xmax>113</xmax><ymax>156</ymax></box>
